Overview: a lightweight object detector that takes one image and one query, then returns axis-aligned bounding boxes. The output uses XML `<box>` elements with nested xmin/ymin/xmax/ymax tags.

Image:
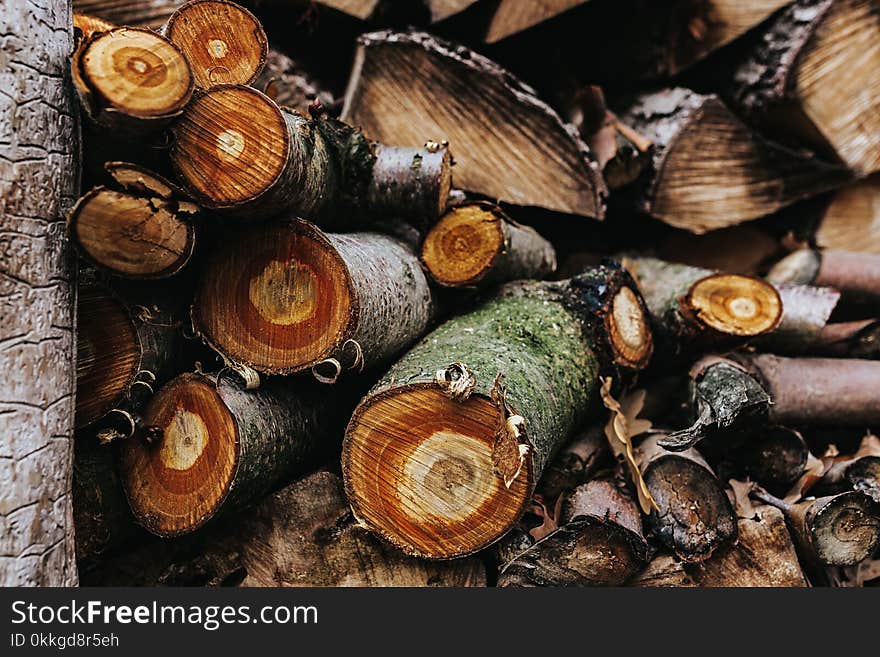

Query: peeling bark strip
<box><xmin>636</xmin><ymin>434</ymin><xmax>738</xmax><ymax>563</ymax></box>
<box><xmin>731</xmin><ymin>0</ymin><xmax>880</xmax><ymax>174</ymax></box>
<box><xmin>342</xmin><ymin>266</ymin><xmax>653</xmax><ymax>559</ymax></box>
<box><xmin>0</xmin><ymin>0</ymin><xmax>79</xmax><ymax>586</ymax></box>
<box><xmin>68</xmin><ymin>164</ymin><xmax>197</xmax><ymax>279</ymax></box>
<box><xmin>71</xmin><ymin>27</ymin><xmax>194</xmax><ymax>134</ymax></box>
<box><xmin>342</xmin><ymin>31</ymin><xmax>607</xmax><ymax>218</ymax></box>
<box><xmin>498</xmin><ymin>478</ymin><xmax>648</xmax><ymax>587</ymax></box>
<box><xmin>163</xmin><ymin>1</ymin><xmax>268</xmax><ymax>89</ymax></box>
<box><xmin>420</xmin><ymin>203</ymin><xmax>557</xmax><ymax>288</ymax></box>
<box><xmin>616</xmin><ymin>87</ymin><xmax>850</xmax><ymax>234</ymax></box>
<box><xmin>171</xmin><ymin>84</ymin><xmax>451</xmax><ymax>224</ymax></box>
<box><xmin>74</xmin><ymin>0</ymin><xmax>185</xmax><ymax>28</ymax></box>
<box><xmin>195</xmin><ymin>218</ymin><xmax>434</xmax><ymax>376</ymax></box>
<box><xmin>768</xmin><ymin>249</ymin><xmax>880</xmax><ymax>303</ymax></box>
<box><xmin>119</xmin><ymin>372</ymin><xmax>351</xmax><ymax>536</ymax></box>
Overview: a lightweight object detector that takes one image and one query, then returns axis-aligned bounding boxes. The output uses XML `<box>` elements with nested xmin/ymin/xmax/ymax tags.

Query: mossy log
<box><xmin>342</xmin><ymin>264</ymin><xmax>653</xmax><ymax>559</ymax></box>
<box><xmin>420</xmin><ymin>203</ymin><xmax>557</xmax><ymax>288</ymax></box>
<box><xmin>768</xmin><ymin>249</ymin><xmax>880</xmax><ymax>304</ymax></box>
<box><xmin>118</xmin><ymin>372</ymin><xmax>354</xmax><ymax>536</ymax></box>
<box><xmin>171</xmin><ymin>84</ymin><xmax>451</xmax><ymax>224</ymax></box>
<box><xmin>195</xmin><ymin>218</ymin><xmax>434</xmax><ymax>378</ymax></box>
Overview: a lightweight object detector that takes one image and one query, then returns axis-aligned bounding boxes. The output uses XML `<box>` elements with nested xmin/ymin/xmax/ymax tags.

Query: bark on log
<box><xmin>255</xmin><ymin>49</ymin><xmax>336</xmax><ymax>114</ymax></box>
<box><xmin>69</xmin><ymin>164</ymin><xmax>198</xmax><ymax>279</ymax></box>
<box><xmin>497</xmin><ymin>477</ymin><xmax>649</xmax><ymax>586</ymax></box>
<box><xmin>485</xmin><ymin>0</ymin><xmax>590</xmax><ymax>43</ymax></box>
<box><xmin>341</xmin><ymin>31</ymin><xmax>607</xmax><ymax>219</ymax></box>
<box><xmin>616</xmin><ymin>87</ymin><xmax>850</xmax><ymax>233</ymax></box>
<box><xmin>730</xmin><ymin>0</ymin><xmax>880</xmax><ymax>174</ymax></box>
<box><xmin>195</xmin><ymin>218</ymin><xmax>434</xmax><ymax>378</ymax></box>
<box><xmin>814</xmin><ymin>175</ymin><xmax>880</xmax><ymax>253</ymax></box>
<box><xmin>753</xmin><ymin>283</ymin><xmax>840</xmax><ymax>354</ymax></box>
<box><xmin>342</xmin><ymin>265</ymin><xmax>653</xmax><ymax>558</ymax></box>
<box><xmin>74</xmin><ymin>0</ymin><xmax>185</xmax><ymax>28</ymax></box>
<box><xmin>768</xmin><ymin>249</ymin><xmax>880</xmax><ymax>303</ymax></box>
<box><xmin>118</xmin><ymin>372</ymin><xmax>353</xmax><ymax>536</ymax></box>
<box><xmin>636</xmin><ymin>434</ymin><xmax>738</xmax><ymax>562</ymax></box>
<box><xmin>420</xmin><ymin>203</ymin><xmax>557</xmax><ymax>288</ymax></box>
<box><xmin>0</xmin><ymin>0</ymin><xmax>79</xmax><ymax>586</ymax></box>
<box><xmin>171</xmin><ymin>84</ymin><xmax>451</xmax><ymax>224</ymax></box>
<box><xmin>71</xmin><ymin>27</ymin><xmax>194</xmax><ymax>134</ymax></box>
<box><xmin>814</xmin><ymin>319</ymin><xmax>880</xmax><ymax>359</ymax></box>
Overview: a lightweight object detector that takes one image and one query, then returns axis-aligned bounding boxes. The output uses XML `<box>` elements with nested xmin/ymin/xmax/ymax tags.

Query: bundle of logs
<box><xmin>24</xmin><ymin>0</ymin><xmax>880</xmax><ymax>587</ymax></box>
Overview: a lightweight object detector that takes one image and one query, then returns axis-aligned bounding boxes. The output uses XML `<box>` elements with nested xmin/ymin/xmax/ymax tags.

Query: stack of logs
<box><xmin>65</xmin><ymin>0</ymin><xmax>880</xmax><ymax>587</ymax></box>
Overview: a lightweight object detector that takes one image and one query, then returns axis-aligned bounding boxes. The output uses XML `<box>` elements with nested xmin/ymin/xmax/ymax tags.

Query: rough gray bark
<box><xmin>0</xmin><ymin>0</ymin><xmax>79</xmax><ymax>586</ymax></box>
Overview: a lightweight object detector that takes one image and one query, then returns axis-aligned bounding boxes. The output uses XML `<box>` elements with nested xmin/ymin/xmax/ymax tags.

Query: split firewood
<box><xmin>75</xmin><ymin>285</ymin><xmax>183</xmax><ymax>443</ymax></box>
<box><xmin>485</xmin><ymin>0</ymin><xmax>590</xmax><ymax>43</ymax></box>
<box><xmin>427</xmin><ymin>0</ymin><xmax>480</xmax><ymax>23</ymax></box>
<box><xmin>497</xmin><ymin>478</ymin><xmax>649</xmax><ymax>587</ymax></box>
<box><xmin>163</xmin><ymin>0</ymin><xmax>268</xmax><ymax>89</ymax></box>
<box><xmin>537</xmin><ymin>426</ymin><xmax>609</xmax><ymax>503</ymax></box>
<box><xmin>341</xmin><ymin>31</ymin><xmax>607</xmax><ymax>218</ymax></box>
<box><xmin>819</xmin><ymin>434</ymin><xmax>880</xmax><ymax>502</ymax></box>
<box><xmin>636</xmin><ymin>434</ymin><xmax>738</xmax><ymax>562</ymax></box>
<box><xmin>420</xmin><ymin>203</ymin><xmax>557</xmax><ymax>288</ymax></box>
<box><xmin>342</xmin><ymin>265</ymin><xmax>653</xmax><ymax>559</ymax></box>
<box><xmin>730</xmin><ymin>0</ymin><xmax>880</xmax><ymax>174</ymax></box>
<box><xmin>616</xmin><ymin>87</ymin><xmax>849</xmax><ymax>234</ymax></box>
<box><xmin>768</xmin><ymin>249</ymin><xmax>880</xmax><ymax>304</ymax></box>
<box><xmin>632</xmin><ymin>504</ymin><xmax>807</xmax><ymax>587</ymax></box>
<box><xmin>195</xmin><ymin>218</ymin><xmax>434</xmax><ymax>379</ymax></box>
<box><xmin>68</xmin><ymin>164</ymin><xmax>198</xmax><ymax>279</ymax></box>
<box><xmin>657</xmin><ymin>224</ymin><xmax>781</xmax><ymax>275</ymax></box>
<box><xmin>74</xmin><ymin>0</ymin><xmax>185</xmax><ymax>28</ymax></box>
<box><xmin>813</xmin><ymin>319</ymin><xmax>880</xmax><ymax>359</ymax></box>
<box><xmin>813</xmin><ymin>175</ymin><xmax>880</xmax><ymax>253</ymax></box>
<box><xmin>118</xmin><ymin>372</ymin><xmax>354</xmax><ymax>536</ymax></box>
<box><xmin>255</xmin><ymin>49</ymin><xmax>337</xmax><ymax>113</ymax></box>
<box><xmin>171</xmin><ymin>84</ymin><xmax>451</xmax><ymax>223</ymax></box>
<box><xmin>663</xmin><ymin>354</ymin><xmax>880</xmax><ymax>451</ymax></box>
<box><xmin>732</xmin><ymin>426</ymin><xmax>811</xmax><ymax>494</ymax></box>
<box><xmin>73</xmin><ymin>12</ymin><xmax>115</xmax><ymax>39</ymax></box>
<box><xmin>71</xmin><ymin>27</ymin><xmax>194</xmax><ymax>134</ymax></box>
<box><xmin>622</xmin><ymin>256</ymin><xmax>783</xmax><ymax>355</ymax></box>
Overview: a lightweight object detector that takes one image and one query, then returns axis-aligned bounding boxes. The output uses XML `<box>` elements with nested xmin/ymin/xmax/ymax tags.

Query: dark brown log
<box><xmin>733</xmin><ymin>426</ymin><xmax>810</xmax><ymax>494</ymax></box>
<box><xmin>1</xmin><ymin>0</ymin><xmax>79</xmax><ymax>586</ymax></box>
<box><xmin>71</xmin><ymin>27</ymin><xmax>194</xmax><ymax>134</ymax></box>
<box><xmin>421</xmin><ymin>203</ymin><xmax>557</xmax><ymax>288</ymax></box>
<box><xmin>74</xmin><ymin>0</ymin><xmax>185</xmax><ymax>28</ymax></box>
<box><xmin>730</xmin><ymin>0</ymin><xmax>880</xmax><ymax>174</ymax></box>
<box><xmin>768</xmin><ymin>249</ymin><xmax>880</xmax><ymax>303</ymax></box>
<box><xmin>498</xmin><ymin>477</ymin><xmax>649</xmax><ymax>586</ymax></box>
<box><xmin>536</xmin><ymin>426</ymin><xmax>609</xmax><ymax>503</ymax></box>
<box><xmin>118</xmin><ymin>372</ymin><xmax>352</xmax><ymax>536</ymax></box>
<box><xmin>820</xmin><ymin>434</ymin><xmax>880</xmax><ymax>502</ymax></box>
<box><xmin>342</xmin><ymin>265</ymin><xmax>653</xmax><ymax>559</ymax></box>
<box><xmin>195</xmin><ymin>218</ymin><xmax>434</xmax><ymax>377</ymax></box>
<box><xmin>813</xmin><ymin>175</ymin><xmax>880</xmax><ymax>253</ymax></box>
<box><xmin>171</xmin><ymin>84</ymin><xmax>451</xmax><ymax>224</ymax></box>
<box><xmin>637</xmin><ymin>434</ymin><xmax>738</xmax><ymax>562</ymax></box>
<box><xmin>485</xmin><ymin>0</ymin><xmax>590</xmax><ymax>43</ymax></box>
<box><xmin>427</xmin><ymin>0</ymin><xmax>479</xmax><ymax>23</ymax></box>
<box><xmin>616</xmin><ymin>87</ymin><xmax>850</xmax><ymax>234</ymax></box>
<box><xmin>341</xmin><ymin>31</ymin><xmax>607</xmax><ymax>219</ymax></box>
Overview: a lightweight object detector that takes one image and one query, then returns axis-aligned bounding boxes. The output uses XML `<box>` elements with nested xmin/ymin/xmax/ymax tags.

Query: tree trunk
<box><xmin>420</xmin><ymin>202</ymin><xmax>557</xmax><ymax>288</ymax></box>
<box><xmin>195</xmin><ymin>218</ymin><xmax>435</xmax><ymax>378</ymax></box>
<box><xmin>0</xmin><ymin>0</ymin><xmax>79</xmax><ymax>586</ymax></box>
<box><xmin>342</xmin><ymin>265</ymin><xmax>653</xmax><ymax>559</ymax></box>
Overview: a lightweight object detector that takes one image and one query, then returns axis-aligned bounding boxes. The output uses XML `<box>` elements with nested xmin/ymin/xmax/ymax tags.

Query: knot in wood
<box><xmin>435</xmin><ymin>362</ymin><xmax>476</xmax><ymax>402</ymax></box>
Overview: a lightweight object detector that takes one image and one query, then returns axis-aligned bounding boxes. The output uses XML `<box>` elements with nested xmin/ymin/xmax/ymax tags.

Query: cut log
<box><xmin>68</xmin><ymin>165</ymin><xmax>197</xmax><ymax>279</ymax></box>
<box><xmin>341</xmin><ymin>31</ymin><xmax>607</xmax><ymax>218</ymax></box>
<box><xmin>768</xmin><ymin>249</ymin><xmax>880</xmax><ymax>303</ymax></box>
<box><xmin>753</xmin><ymin>283</ymin><xmax>840</xmax><ymax>354</ymax></box>
<box><xmin>74</xmin><ymin>0</ymin><xmax>185</xmax><ymax>28</ymax></box>
<box><xmin>195</xmin><ymin>218</ymin><xmax>434</xmax><ymax>378</ymax></box>
<box><xmin>733</xmin><ymin>426</ymin><xmax>810</xmax><ymax>494</ymax></box>
<box><xmin>814</xmin><ymin>319</ymin><xmax>880</xmax><ymax>359</ymax></box>
<box><xmin>814</xmin><ymin>175</ymin><xmax>880</xmax><ymax>253</ymax></box>
<box><xmin>622</xmin><ymin>256</ymin><xmax>783</xmax><ymax>354</ymax></box>
<box><xmin>0</xmin><ymin>0</ymin><xmax>79</xmax><ymax>586</ymax></box>
<box><xmin>657</xmin><ymin>224</ymin><xmax>781</xmax><ymax>275</ymax></box>
<box><xmin>71</xmin><ymin>27</ymin><xmax>194</xmax><ymax>134</ymax></box>
<box><xmin>537</xmin><ymin>426</ymin><xmax>608</xmax><ymax>503</ymax></box>
<box><xmin>163</xmin><ymin>0</ymin><xmax>268</xmax><ymax>89</ymax></box>
<box><xmin>485</xmin><ymin>0</ymin><xmax>590</xmax><ymax>43</ymax></box>
<box><xmin>636</xmin><ymin>434</ymin><xmax>738</xmax><ymax>562</ymax></box>
<box><xmin>428</xmin><ymin>0</ymin><xmax>480</xmax><ymax>23</ymax></box>
<box><xmin>420</xmin><ymin>203</ymin><xmax>557</xmax><ymax>288</ymax></box>
<box><xmin>731</xmin><ymin>0</ymin><xmax>880</xmax><ymax>174</ymax></box>
<box><xmin>497</xmin><ymin>478</ymin><xmax>649</xmax><ymax>586</ymax></box>
<box><xmin>616</xmin><ymin>87</ymin><xmax>850</xmax><ymax>233</ymax></box>
<box><xmin>73</xmin><ymin>12</ymin><xmax>115</xmax><ymax>39</ymax></box>
<box><xmin>119</xmin><ymin>372</ymin><xmax>350</xmax><ymax>536</ymax></box>
<box><xmin>342</xmin><ymin>265</ymin><xmax>653</xmax><ymax>559</ymax></box>
<box><xmin>255</xmin><ymin>49</ymin><xmax>336</xmax><ymax>114</ymax></box>
<box><xmin>820</xmin><ymin>434</ymin><xmax>880</xmax><ymax>502</ymax></box>
<box><xmin>171</xmin><ymin>84</ymin><xmax>451</xmax><ymax>223</ymax></box>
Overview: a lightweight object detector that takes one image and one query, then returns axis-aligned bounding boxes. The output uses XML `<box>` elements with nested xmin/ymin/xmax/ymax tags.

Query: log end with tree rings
<box><xmin>686</xmin><ymin>274</ymin><xmax>782</xmax><ymax>337</ymax></box>
<box><xmin>72</xmin><ymin>27</ymin><xmax>194</xmax><ymax>126</ymax></box>
<box><xmin>196</xmin><ymin>220</ymin><xmax>354</xmax><ymax>374</ymax></box>
<box><xmin>606</xmin><ymin>284</ymin><xmax>653</xmax><ymax>369</ymax></box>
<box><xmin>76</xmin><ymin>288</ymin><xmax>141</xmax><ymax>428</ymax></box>
<box><xmin>342</xmin><ymin>385</ymin><xmax>533</xmax><ymax>559</ymax></box>
<box><xmin>421</xmin><ymin>204</ymin><xmax>507</xmax><ymax>286</ymax></box>
<box><xmin>119</xmin><ymin>373</ymin><xmax>237</xmax><ymax>536</ymax></box>
<box><xmin>805</xmin><ymin>492</ymin><xmax>880</xmax><ymax>566</ymax></box>
<box><xmin>68</xmin><ymin>188</ymin><xmax>195</xmax><ymax>279</ymax></box>
<box><xmin>164</xmin><ymin>0</ymin><xmax>268</xmax><ymax>88</ymax></box>
<box><xmin>171</xmin><ymin>85</ymin><xmax>289</xmax><ymax>210</ymax></box>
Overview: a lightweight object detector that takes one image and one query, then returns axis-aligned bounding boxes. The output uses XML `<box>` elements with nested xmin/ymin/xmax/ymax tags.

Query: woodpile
<box><xmin>5</xmin><ymin>0</ymin><xmax>880</xmax><ymax>588</ymax></box>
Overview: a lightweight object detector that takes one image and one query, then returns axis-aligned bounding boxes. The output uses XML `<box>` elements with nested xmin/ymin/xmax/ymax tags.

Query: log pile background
<box><xmin>3</xmin><ymin>0</ymin><xmax>880</xmax><ymax>587</ymax></box>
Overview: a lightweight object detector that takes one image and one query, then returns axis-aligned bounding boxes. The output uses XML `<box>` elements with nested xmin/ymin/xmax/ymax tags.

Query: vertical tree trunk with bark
<box><xmin>0</xmin><ymin>0</ymin><xmax>79</xmax><ymax>586</ymax></box>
